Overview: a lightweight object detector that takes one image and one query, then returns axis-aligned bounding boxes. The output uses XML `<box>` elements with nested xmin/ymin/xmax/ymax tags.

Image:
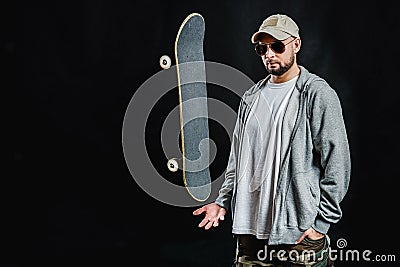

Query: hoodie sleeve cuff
<box><xmin>312</xmin><ymin>215</ymin><xmax>331</xmax><ymax>234</ymax></box>
<box><xmin>214</xmin><ymin>197</ymin><xmax>230</xmax><ymax>211</ymax></box>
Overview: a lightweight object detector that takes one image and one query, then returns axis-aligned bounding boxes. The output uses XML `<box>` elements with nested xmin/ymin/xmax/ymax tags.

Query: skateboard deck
<box><xmin>172</xmin><ymin>13</ymin><xmax>211</xmax><ymax>201</ymax></box>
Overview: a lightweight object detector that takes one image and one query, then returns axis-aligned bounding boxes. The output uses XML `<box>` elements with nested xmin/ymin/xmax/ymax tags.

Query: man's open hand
<box><xmin>193</xmin><ymin>203</ymin><xmax>226</xmax><ymax>230</ymax></box>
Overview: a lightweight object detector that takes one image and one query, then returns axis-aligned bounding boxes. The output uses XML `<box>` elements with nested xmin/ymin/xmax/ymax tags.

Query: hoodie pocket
<box><xmin>284</xmin><ymin>169</ymin><xmax>319</xmax><ymax>230</ymax></box>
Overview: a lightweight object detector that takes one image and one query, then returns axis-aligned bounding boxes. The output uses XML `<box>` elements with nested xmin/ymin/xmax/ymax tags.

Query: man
<box><xmin>193</xmin><ymin>14</ymin><xmax>351</xmax><ymax>266</ymax></box>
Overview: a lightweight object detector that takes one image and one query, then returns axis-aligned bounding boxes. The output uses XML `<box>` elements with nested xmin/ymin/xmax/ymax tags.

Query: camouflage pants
<box><xmin>233</xmin><ymin>234</ymin><xmax>333</xmax><ymax>267</ymax></box>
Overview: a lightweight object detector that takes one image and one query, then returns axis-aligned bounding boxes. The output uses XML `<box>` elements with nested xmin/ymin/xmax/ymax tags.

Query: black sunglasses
<box><xmin>254</xmin><ymin>38</ymin><xmax>296</xmax><ymax>56</ymax></box>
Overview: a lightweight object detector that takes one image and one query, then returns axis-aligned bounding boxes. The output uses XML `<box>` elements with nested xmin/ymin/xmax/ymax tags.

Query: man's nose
<box><xmin>265</xmin><ymin>45</ymin><xmax>275</xmax><ymax>57</ymax></box>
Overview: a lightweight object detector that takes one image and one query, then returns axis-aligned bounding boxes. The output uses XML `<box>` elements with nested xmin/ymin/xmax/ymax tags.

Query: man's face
<box><xmin>255</xmin><ymin>33</ymin><xmax>298</xmax><ymax>76</ymax></box>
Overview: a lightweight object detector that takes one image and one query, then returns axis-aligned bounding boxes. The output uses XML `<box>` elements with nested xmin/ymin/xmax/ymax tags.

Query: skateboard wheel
<box><xmin>167</xmin><ymin>158</ymin><xmax>179</xmax><ymax>172</ymax></box>
<box><xmin>159</xmin><ymin>55</ymin><xmax>171</xmax><ymax>69</ymax></box>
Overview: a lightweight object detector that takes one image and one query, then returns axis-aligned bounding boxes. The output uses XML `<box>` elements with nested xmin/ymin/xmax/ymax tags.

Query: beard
<box><xmin>265</xmin><ymin>52</ymin><xmax>295</xmax><ymax>76</ymax></box>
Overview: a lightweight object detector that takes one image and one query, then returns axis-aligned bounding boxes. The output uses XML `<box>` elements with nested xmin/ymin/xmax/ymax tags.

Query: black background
<box><xmin>5</xmin><ymin>0</ymin><xmax>399</xmax><ymax>266</ymax></box>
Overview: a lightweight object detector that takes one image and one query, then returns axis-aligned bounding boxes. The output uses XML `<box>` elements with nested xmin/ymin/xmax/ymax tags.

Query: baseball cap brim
<box><xmin>251</xmin><ymin>29</ymin><xmax>291</xmax><ymax>43</ymax></box>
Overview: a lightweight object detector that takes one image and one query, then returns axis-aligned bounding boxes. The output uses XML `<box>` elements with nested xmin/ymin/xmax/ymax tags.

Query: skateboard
<box><xmin>161</xmin><ymin>13</ymin><xmax>211</xmax><ymax>202</ymax></box>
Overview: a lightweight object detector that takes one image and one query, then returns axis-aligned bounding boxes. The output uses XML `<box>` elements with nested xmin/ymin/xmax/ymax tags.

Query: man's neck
<box><xmin>270</xmin><ymin>63</ymin><xmax>300</xmax><ymax>84</ymax></box>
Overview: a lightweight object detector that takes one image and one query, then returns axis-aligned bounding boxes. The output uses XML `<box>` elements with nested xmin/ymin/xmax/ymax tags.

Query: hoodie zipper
<box><xmin>270</xmin><ymin>85</ymin><xmax>308</xmax><ymax>236</ymax></box>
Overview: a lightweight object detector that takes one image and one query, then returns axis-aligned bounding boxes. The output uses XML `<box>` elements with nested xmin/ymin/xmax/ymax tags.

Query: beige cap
<box><xmin>251</xmin><ymin>14</ymin><xmax>300</xmax><ymax>43</ymax></box>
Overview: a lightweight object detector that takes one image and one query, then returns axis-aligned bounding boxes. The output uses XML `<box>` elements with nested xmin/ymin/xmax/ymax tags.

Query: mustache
<box><xmin>266</xmin><ymin>59</ymin><xmax>279</xmax><ymax>64</ymax></box>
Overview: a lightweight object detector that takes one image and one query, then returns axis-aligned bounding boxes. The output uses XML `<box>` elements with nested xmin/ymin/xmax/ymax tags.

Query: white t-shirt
<box><xmin>232</xmin><ymin>76</ymin><xmax>298</xmax><ymax>239</ymax></box>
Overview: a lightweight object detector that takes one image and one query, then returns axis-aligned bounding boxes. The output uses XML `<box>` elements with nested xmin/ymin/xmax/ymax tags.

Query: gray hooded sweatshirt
<box><xmin>215</xmin><ymin>66</ymin><xmax>351</xmax><ymax>245</ymax></box>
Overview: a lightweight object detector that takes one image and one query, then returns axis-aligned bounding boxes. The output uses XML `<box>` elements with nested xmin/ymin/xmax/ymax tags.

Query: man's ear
<box><xmin>294</xmin><ymin>38</ymin><xmax>301</xmax><ymax>53</ymax></box>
